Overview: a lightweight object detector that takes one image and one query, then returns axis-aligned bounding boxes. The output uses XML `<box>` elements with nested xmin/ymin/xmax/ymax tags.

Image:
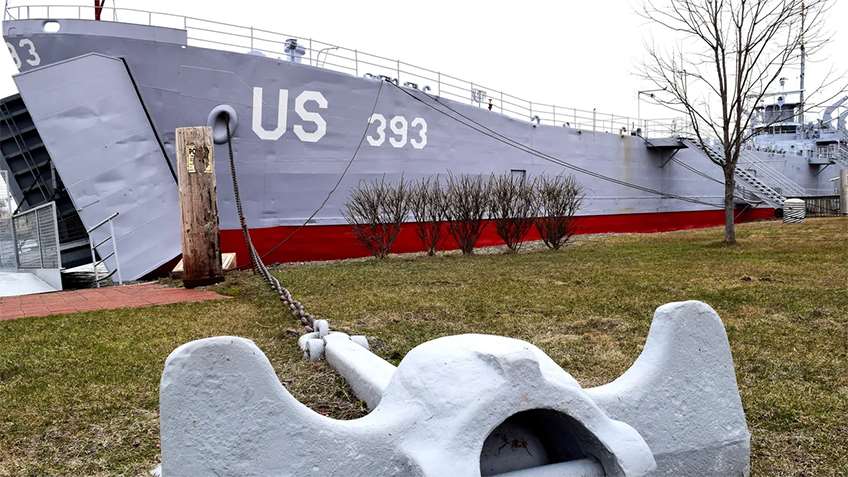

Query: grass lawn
<box><xmin>0</xmin><ymin>218</ymin><xmax>846</xmax><ymax>476</ymax></box>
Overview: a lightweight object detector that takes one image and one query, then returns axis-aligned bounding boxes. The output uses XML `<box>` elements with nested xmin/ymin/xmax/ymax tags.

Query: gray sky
<box><xmin>0</xmin><ymin>0</ymin><xmax>846</xmax><ymax>121</ymax></box>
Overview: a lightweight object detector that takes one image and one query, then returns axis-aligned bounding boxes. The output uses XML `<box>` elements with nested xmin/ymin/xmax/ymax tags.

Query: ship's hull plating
<box><xmin>4</xmin><ymin>19</ymin><xmax>819</xmax><ymax>265</ymax></box>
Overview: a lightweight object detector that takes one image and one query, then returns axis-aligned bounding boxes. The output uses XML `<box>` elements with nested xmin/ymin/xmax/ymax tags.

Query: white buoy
<box><xmin>783</xmin><ymin>198</ymin><xmax>806</xmax><ymax>224</ymax></box>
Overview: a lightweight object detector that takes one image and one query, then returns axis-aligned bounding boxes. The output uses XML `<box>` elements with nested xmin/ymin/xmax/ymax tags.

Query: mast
<box><xmin>94</xmin><ymin>0</ymin><xmax>104</xmax><ymax>21</ymax></box>
<box><xmin>798</xmin><ymin>1</ymin><xmax>806</xmax><ymax>125</ymax></box>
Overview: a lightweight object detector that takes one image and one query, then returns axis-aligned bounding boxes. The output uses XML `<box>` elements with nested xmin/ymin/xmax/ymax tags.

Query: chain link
<box><xmin>225</xmin><ymin>121</ymin><xmax>317</xmax><ymax>332</ymax></box>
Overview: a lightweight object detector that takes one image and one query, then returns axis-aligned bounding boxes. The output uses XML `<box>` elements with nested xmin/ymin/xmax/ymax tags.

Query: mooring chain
<box><xmin>225</xmin><ymin>121</ymin><xmax>318</xmax><ymax>333</ymax></box>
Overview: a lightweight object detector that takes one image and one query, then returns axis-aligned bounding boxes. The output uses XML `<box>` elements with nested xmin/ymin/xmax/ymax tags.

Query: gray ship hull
<box><xmin>3</xmin><ymin>16</ymin><xmax>823</xmax><ymax>270</ymax></box>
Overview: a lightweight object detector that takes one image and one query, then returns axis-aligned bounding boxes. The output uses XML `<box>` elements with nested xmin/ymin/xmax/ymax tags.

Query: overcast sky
<box><xmin>0</xmin><ymin>0</ymin><xmax>846</xmax><ymax>121</ymax></box>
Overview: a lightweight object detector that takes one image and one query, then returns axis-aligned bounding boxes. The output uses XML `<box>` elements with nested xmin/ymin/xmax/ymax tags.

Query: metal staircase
<box><xmin>682</xmin><ymin>139</ymin><xmax>787</xmax><ymax>208</ymax></box>
<box><xmin>737</xmin><ymin>149</ymin><xmax>808</xmax><ymax>198</ymax></box>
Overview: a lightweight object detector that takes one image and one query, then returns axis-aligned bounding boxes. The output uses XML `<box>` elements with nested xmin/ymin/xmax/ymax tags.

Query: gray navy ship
<box><xmin>0</xmin><ymin>2</ymin><xmax>845</xmax><ymax>282</ymax></box>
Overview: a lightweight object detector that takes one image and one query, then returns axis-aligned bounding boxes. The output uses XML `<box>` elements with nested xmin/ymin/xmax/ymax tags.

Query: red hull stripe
<box><xmin>220</xmin><ymin>208</ymin><xmax>776</xmax><ymax>266</ymax></box>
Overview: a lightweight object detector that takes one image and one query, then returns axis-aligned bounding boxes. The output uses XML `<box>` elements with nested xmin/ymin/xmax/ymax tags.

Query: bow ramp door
<box><xmin>14</xmin><ymin>53</ymin><xmax>180</xmax><ymax>281</ymax></box>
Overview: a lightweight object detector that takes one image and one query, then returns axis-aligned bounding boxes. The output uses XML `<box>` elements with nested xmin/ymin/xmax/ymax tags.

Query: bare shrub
<box><xmin>343</xmin><ymin>176</ymin><xmax>410</xmax><ymax>259</ymax></box>
<box><xmin>534</xmin><ymin>175</ymin><xmax>583</xmax><ymax>250</ymax></box>
<box><xmin>409</xmin><ymin>176</ymin><xmax>445</xmax><ymax>256</ymax></box>
<box><xmin>489</xmin><ymin>173</ymin><xmax>537</xmax><ymax>252</ymax></box>
<box><xmin>443</xmin><ymin>174</ymin><xmax>491</xmax><ymax>255</ymax></box>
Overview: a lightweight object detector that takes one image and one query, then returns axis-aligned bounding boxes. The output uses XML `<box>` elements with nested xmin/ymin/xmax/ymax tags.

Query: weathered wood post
<box><xmin>176</xmin><ymin>127</ymin><xmax>223</xmax><ymax>288</ymax></box>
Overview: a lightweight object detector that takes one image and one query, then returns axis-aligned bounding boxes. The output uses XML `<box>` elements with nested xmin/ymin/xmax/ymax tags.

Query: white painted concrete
<box><xmin>161</xmin><ymin>335</ymin><xmax>655</xmax><ymax>476</ymax></box>
<box><xmin>323</xmin><ymin>332</ymin><xmax>395</xmax><ymax>410</ymax></box>
<box><xmin>587</xmin><ymin>301</ymin><xmax>751</xmax><ymax>476</ymax></box>
<box><xmin>159</xmin><ymin>301</ymin><xmax>750</xmax><ymax>476</ymax></box>
<box><xmin>0</xmin><ymin>271</ymin><xmax>57</xmax><ymax>297</ymax></box>
<box><xmin>492</xmin><ymin>459</ymin><xmax>604</xmax><ymax>477</ymax></box>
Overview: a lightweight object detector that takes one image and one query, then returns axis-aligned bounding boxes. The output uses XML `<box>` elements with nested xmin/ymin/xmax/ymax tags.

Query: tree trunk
<box><xmin>723</xmin><ymin>167</ymin><xmax>736</xmax><ymax>244</ymax></box>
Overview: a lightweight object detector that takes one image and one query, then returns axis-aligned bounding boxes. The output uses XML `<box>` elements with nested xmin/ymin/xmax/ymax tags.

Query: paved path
<box><xmin>0</xmin><ymin>283</ymin><xmax>225</xmax><ymax>321</ymax></box>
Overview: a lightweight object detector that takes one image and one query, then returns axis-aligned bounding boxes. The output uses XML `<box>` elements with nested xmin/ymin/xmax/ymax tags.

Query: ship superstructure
<box><xmin>0</xmin><ymin>2</ymin><xmax>842</xmax><ymax>281</ymax></box>
<box><xmin>749</xmin><ymin>91</ymin><xmax>848</xmax><ymax>170</ymax></box>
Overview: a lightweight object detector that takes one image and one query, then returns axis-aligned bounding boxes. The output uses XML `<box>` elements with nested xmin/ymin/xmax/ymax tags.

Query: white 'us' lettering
<box><xmin>252</xmin><ymin>87</ymin><xmax>327</xmax><ymax>143</ymax></box>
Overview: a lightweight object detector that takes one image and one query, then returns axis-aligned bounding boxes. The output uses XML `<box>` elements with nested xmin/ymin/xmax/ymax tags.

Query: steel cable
<box><xmin>259</xmin><ymin>80</ymin><xmax>386</xmax><ymax>261</ymax></box>
<box><xmin>389</xmin><ymin>82</ymin><xmax>725</xmax><ymax>209</ymax></box>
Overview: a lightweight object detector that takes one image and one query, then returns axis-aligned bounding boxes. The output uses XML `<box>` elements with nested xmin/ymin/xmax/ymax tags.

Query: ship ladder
<box><xmin>682</xmin><ymin>139</ymin><xmax>787</xmax><ymax>208</ymax></box>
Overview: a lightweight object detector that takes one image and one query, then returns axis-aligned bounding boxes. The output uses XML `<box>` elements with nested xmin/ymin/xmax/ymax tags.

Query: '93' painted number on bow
<box><xmin>6</xmin><ymin>39</ymin><xmax>41</xmax><ymax>69</ymax></box>
<box><xmin>367</xmin><ymin>114</ymin><xmax>427</xmax><ymax>150</ymax></box>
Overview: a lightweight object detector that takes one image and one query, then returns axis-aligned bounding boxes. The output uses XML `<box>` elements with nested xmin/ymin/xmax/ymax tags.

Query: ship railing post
<box><xmin>593</xmin><ymin>108</ymin><xmax>597</xmax><ymax>133</ymax></box>
<box><xmin>553</xmin><ymin>105</ymin><xmax>557</xmax><ymax>126</ymax></box>
<box><xmin>500</xmin><ymin>91</ymin><xmax>503</xmax><ymax>113</ymax></box>
<box><xmin>90</xmin><ymin>236</ymin><xmax>99</xmax><ymax>287</ymax></box>
<box><xmin>109</xmin><ymin>217</ymin><xmax>122</xmax><ymax>285</ymax></box>
<box><xmin>10</xmin><ymin>211</ymin><xmax>18</xmax><ymax>270</ymax></box>
<box><xmin>250</xmin><ymin>26</ymin><xmax>254</xmax><ymax>51</ymax></box>
<box><xmin>309</xmin><ymin>38</ymin><xmax>313</xmax><ymax>66</ymax></box>
<box><xmin>438</xmin><ymin>72</ymin><xmax>441</xmax><ymax>97</ymax></box>
<box><xmin>397</xmin><ymin>60</ymin><xmax>400</xmax><ymax>84</ymax></box>
<box><xmin>34</xmin><ymin>209</ymin><xmax>43</xmax><ymax>268</ymax></box>
<box><xmin>530</xmin><ymin>101</ymin><xmax>534</xmax><ymax>121</ymax></box>
<box><xmin>354</xmin><ymin>50</ymin><xmax>359</xmax><ymax>76</ymax></box>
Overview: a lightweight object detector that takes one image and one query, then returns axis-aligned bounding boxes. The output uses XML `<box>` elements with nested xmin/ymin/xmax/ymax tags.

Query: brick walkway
<box><xmin>0</xmin><ymin>283</ymin><xmax>225</xmax><ymax>321</ymax></box>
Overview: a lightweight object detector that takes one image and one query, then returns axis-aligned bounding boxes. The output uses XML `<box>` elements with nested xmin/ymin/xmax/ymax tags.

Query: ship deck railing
<box><xmin>3</xmin><ymin>2</ymin><xmax>693</xmax><ymax>138</ymax></box>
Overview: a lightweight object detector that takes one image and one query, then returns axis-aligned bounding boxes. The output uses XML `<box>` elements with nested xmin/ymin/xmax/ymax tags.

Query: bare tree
<box><xmin>534</xmin><ymin>175</ymin><xmax>584</xmax><ymax>250</ymax></box>
<box><xmin>409</xmin><ymin>176</ymin><xmax>445</xmax><ymax>256</ymax></box>
<box><xmin>489</xmin><ymin>173</ymin><xmax>538</xmax><ymax>252</ymax></box>
<box><xmin>343</xmin><ymin>176</ymin><xmax>410</xmax><ymax>259</ymax></box>
<box><xmin>443</xmin><ymin>173</ymin><xmax>491</xmax><ymax>255</ymax></box>
<box><xmin>642</xmin><ymin>0</ymin><xmax>836</xmax><ymax>243</ymax></box>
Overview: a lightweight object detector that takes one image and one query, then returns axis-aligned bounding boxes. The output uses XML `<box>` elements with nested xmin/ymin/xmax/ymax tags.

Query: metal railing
<box><xmin>804</xmin><ymin>195</ymin><xmax>841</xmax><ymax>217</ymax></box>
<box><xmin>0</xmin><ymin>170</ymin><xmax>16</xmax><ymax>270</ymax></box>
<box><xmin>86</xmin><ymin>211</ymin><xmax>121</xmax><ymax>286</ymax></box>
<box><xmin>4</xmin><ymin>2</ymin><xmax>690</xmax><ymax>137</ymax></box>
<box><xmin>2</xmin><ymin>201</ymin><xmax>61</xmax><ymax>270</ymax></box>
<box><xmin>737</xmin><ymin>150</ymin><xmax>808</xmax><ymax>198</ymax></box>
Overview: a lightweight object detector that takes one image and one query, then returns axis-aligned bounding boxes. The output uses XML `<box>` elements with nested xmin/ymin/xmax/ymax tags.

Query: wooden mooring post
<box><xmin>176</xmin><ymin>127</ymin><xmax>223</xmax><ymax>288</ymax></box>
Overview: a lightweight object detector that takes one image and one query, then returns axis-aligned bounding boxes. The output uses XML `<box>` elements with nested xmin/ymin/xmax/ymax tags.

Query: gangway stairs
<box><xmin>682</xmin><ymin>139</ymin><xmax>787</xmax><ymax>208</ymax></box>
<box><xmin>737</xmin><ymin>149</ymin><xmax>808</xmax><ymax>198</ymax></box>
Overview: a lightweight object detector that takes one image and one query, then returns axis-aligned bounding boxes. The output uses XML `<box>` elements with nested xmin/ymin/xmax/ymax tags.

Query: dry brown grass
<box><xmin>0</xmin><ymin>218</ymin><xmax>845</xmax><ymax>476</ymax></box>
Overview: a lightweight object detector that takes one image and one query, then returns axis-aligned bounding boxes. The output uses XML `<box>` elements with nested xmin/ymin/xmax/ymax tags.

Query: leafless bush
<box><xmin>443</xmin><ymin>174</ymin><xmax>491</xmax><ymax>255</ymax></box>
<box><xmin>409</xmin><ymin>176</ymin><xmax>445</xmax><ymax>256</ymax></box>
<box><xmin>534</xmin><ymin>175</ymin><xmax>583</xmax><ymax>250</ymax></box>
<box><xmin>489</xmin><ymin>173</ymin><xmax>537</xmax><ymax>252</ymax></box>
<box><xmin>343</xmin><ymin>176</ymin><xmax>410</xmax><ymax>259</ymax></box>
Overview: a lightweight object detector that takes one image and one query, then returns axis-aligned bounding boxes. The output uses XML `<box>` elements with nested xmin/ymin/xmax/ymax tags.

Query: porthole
<box><xmin>42</xmin><ymin>21</ymin><xmax>61</xmax><ymax>33</ymax></box>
